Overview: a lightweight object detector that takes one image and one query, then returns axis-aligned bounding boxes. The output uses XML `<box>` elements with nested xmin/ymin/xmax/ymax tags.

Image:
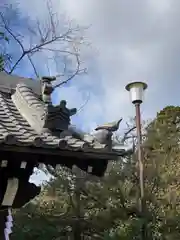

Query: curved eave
<box><xmin>0</xmin><ymin>144</ymin><xmax>130</xmax><ymax>160</ymax></box>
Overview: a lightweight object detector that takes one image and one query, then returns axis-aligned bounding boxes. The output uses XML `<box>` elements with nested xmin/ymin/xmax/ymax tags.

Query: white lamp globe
<box><xmin>125</xmin><ymin>81</ymin><xmax>148</xmax><ymax>104</ymax></box>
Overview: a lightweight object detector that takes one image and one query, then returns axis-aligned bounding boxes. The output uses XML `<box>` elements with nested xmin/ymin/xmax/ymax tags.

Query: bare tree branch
<box><xmin>77</xmin><ymin>91</ymin><xmax>90</xmax><ymax>113</ymax></box>
<box><xmin>0</xmin><ymin>2</ymin><xmax>87</xmax><ymax>87</ymax></box>
<box><xmin>53</xmin><ymin>44</ymin><xmax>84</xmax><ymax>89</ymax></box>
<box><xmin>121</xmin><ymin>126</ymin><xmax>136</xmax><ymax>142</ymax></box>
<box><xmin>0</xmin><ymin>12</ymin><xmax>25</xmax><ymax>52</ymax></box>
<box><xmin>114</xmin><ymin>125</ymin><xmax>136</xmax><ymax>145</ymax></box>
<box><xmin>27</xmin><ymin>54</ymin><xmax>39</xmax><ymax>78</ymax></box>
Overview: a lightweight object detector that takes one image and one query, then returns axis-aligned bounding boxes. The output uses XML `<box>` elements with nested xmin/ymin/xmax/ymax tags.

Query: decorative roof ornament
<box><xmin>11</xmin><ymin>77</ymin><xmax>77</xmax><ymax>133</ymax></box>
<box><xmin>41</xmin><ymin>76</ymin><xmax>55</xmax><ymax>104</ymax></box>
<box><xmin>41</xmin><ymin>76</ymin><xmax>77</xmax><ymax>132</ymax></box>
<box><xmin>93</xmin><ymin>118</ymin><xmax>123</xmax><ymax>147</ymax></box>
<box><xmin>64</xmin><ymin>118</ymin><xmax>123</xmax><ymax>152</ymax></box>
<box><xmin>95</xmin><ymin>118</ymin><xmax>123</xmax><ymax>132</ymax></box>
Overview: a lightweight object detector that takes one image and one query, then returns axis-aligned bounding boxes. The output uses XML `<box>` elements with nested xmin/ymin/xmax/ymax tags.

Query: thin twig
<box><xmin>27</xmin><ymin>54</ymin><xmax>39</xmax><ymax>78</ymax></box>
<box><xmin>77</xmin><ymin>92</ymin><xmax>91</xmax><ymax>113</ymax></box>
<box><xmin>53</xmin><ymin>45</ymin><xmax>81</xmax><ymax>88</ymax></box>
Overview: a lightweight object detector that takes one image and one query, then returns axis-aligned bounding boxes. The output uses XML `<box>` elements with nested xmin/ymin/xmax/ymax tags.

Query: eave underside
<box><xmin>0</xmin><ymin>144</ymin><xmax>124</xmax><ymax>161</ymax></box>
<box><xmin>0</xmin><ymin>145</ymin><xmax>124</xmax><ymax>178</ymax></box>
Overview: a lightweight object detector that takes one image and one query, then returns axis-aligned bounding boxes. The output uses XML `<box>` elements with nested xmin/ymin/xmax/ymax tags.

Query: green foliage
<box><xmin>0</xmin><ymin>32</ymin><xmax>9</xmax><ymax>42</ymax></box>
<box><xmin>11</xmin><ymin>105</ymin><xmax>180</xmax><ymax>239</ymax></box>
<box><xmin>142</xmin><ymin>106</ymin><xmax>180</xmax><ymax>239</ymax></box>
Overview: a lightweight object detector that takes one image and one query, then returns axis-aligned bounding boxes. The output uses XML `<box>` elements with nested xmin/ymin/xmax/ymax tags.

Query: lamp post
<box><xmin>125</xmin><ymin>81</ymin><xmax>148</xmax><ymax>238</ymax></box>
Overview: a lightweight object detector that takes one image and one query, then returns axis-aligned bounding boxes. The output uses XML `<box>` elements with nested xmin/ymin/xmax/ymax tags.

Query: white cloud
<box><xmin>6</xmin><ymin>0</ymin><xmax>180</xmax><ymax>130</ymax></box>
<box><xmin>149</xmin><ymin>0</ymin><xmax>172</xmax><ymax>14</ymax></box>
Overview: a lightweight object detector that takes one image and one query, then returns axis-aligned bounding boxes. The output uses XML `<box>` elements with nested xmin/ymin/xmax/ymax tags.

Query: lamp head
<box><xmin>125</xmin><ymin>81</ymin><xmax>147</xmax><ymax>104</ymax></box>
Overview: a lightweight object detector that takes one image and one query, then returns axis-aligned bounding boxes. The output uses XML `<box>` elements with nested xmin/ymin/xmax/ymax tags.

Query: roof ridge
<box><xmin>16</xmin><ymin>83</ymin><xmax>44</xmax><ymax>110</ymax></box>
<box><xmin>11</xmin><ymin>83</ymin><xmax>45</xmax><ymax>134</ymax></box>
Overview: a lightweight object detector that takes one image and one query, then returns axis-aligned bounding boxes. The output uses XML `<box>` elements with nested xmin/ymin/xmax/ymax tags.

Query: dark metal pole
<box><xmin>135</xmin><ymin>103</ymin><xmax>144</xmax><ymax>209</ymax></box>
<box><xmin>135</xmin><ymin>103</ymin><xmax>146</xmax><ymax>239</ymax></box>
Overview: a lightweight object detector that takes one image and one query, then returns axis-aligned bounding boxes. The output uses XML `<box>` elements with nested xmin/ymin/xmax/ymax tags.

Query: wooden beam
<box><xmin>2</xmin><ymin>178</ymin><xmax>19</xmax><ymax>206</ymax></box>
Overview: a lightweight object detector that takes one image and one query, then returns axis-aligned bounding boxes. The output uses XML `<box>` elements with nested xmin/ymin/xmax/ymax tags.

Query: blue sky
<box><xmin>5</xmin><ymin>0</ymin><xmax>180</xmax><ymax>124</ymax></box>
<box><xmin>6</xmin><ymin>0</ymin><xmax>180</xmax><ymax>124</ymax></box>
<box><xmin>4</xmin><ymin>0</ymin><xmax>180</xmax><ymax>183</ymax></box>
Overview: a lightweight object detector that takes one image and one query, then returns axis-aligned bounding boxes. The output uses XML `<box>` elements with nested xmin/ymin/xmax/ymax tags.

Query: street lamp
<box><xmin>125</xmin><ymin>81</ymin><xmax>148</xmax><ymax>238</ymax></box>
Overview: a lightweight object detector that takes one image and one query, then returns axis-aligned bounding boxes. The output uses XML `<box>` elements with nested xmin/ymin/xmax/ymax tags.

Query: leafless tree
<box><xmin>114</xmin><ymin>117</ymin><xmax>150</xmax><ymax>150</ymax></box>
<box><xmin>0</xmin><ymin>1</ymin><xmax>88</xmax><ymax>88</ymax></box>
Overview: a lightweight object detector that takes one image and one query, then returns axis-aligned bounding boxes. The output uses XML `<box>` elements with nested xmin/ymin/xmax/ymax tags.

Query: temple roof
<box><xmin>0</xmin><ymin>73</ymin><xmax>127</xmax><ymax>159</ymax></box>
<box><xmin>0</xmin><ymin>73</ymin><xmax>132</xmax><ymax>218</ymax></box>
<box><xmin>0</xmin><ymin>86</ymin><xmax>101</xmax><ymax>151</ymax></box>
